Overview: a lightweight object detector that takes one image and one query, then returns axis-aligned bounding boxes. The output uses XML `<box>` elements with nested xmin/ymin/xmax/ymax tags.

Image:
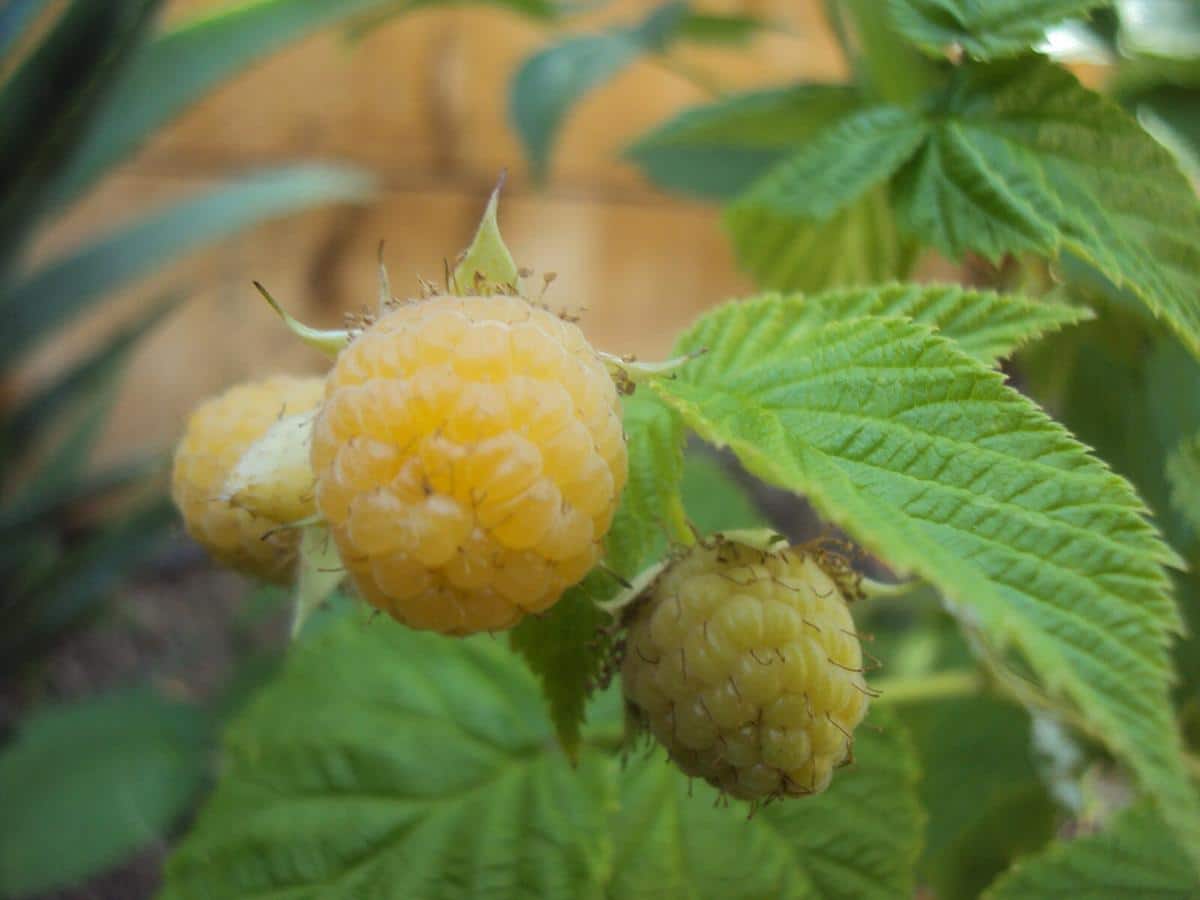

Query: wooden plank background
<box><xmin>24</xmin><ymin>0</ymin><xmax>859</xmax><ymax>467</ymax></box>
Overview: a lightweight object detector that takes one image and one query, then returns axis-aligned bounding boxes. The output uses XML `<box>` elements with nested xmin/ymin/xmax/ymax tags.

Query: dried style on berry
<box><xmin>171</xmin><ymin>375</ymin><xmax>324</xmax><ymax>583</ymax></box>
<box><xmin>621</xmin><ymin>536</ymin><xmax>870</xmax><ymax>801</ymax></box>
<box><xmin>312</xmin><ymin>294</ymin><xmax>629</xmax><ymax>635</ymax></box>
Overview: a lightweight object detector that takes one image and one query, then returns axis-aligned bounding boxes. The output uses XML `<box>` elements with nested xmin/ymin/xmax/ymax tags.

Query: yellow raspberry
<box><xmin>312</xmin><ymin>294</ymin><xmax>628</xmax><ymax>635</ymax></box>
<box><xmin>621</xmin><ymin>538</ymin><xmax>869</xmax><ymax>801</ymax></box>
<box><xmin>171</xmin><ymin>375</ymin><xmax>324</xmax><ymax>583</ymax></box>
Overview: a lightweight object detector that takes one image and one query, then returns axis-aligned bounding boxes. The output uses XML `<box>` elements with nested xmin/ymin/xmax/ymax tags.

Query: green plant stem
<box><xmin>871</xmin><ymin>669</ymin><xmax>984</xmax><ymax>705</ymax></box>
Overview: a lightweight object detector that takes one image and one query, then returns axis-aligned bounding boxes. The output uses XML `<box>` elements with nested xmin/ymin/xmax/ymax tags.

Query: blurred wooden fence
<box><xmin>27</xmin><ymin>0</ymin><xmax>850</xmax><ymax>466</ymax></box>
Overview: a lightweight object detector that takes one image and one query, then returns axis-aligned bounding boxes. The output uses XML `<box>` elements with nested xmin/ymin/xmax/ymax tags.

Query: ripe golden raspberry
<box><xmin>621</xmin><ymin>538</ymin><xmax>869</xmax><ymax>800</ymax></box>
<box><xmin>312</xmin><ymin>294</ymin><xmax>628</xmax><ymax>635</ymax></box>
<box><xmin>171</xmin><ymin>375</ymin><xmax>324</xmax><ymax>583</ymax></box>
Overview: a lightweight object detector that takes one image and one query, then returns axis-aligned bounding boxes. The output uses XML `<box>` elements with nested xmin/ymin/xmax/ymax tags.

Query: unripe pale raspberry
<box><xmin>621</xmin><ymin>538</ymin><xmax>869</xmax><ymax>800</ymax></box>
<box><xmin>171</xmin><ymin>375</ymin><xmax>324</xmax><ymax>583</ymax></box>
<box><xmin>312</xmin><ymin>294</ymin><xmax>628</xmax><ymax>635</ymax></box>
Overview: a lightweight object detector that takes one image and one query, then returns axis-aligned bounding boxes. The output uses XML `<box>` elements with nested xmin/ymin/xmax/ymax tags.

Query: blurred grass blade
<box><xmin>0</xmin><ymin>0</ymin><xmax>50</xmax><ymax>57</ymax></box>
<box><xmin>1</xmin><ymin>164</ymin><xmax>374</xmax><ymax>367</ymax></box>
<box><xmin>0</xmin><ymin>497</ymin><xmax>176</xmax><ymax>676</ymax></box>
<box><xmin>5</xmin><ymin>354</ymin><xmax>127</xmax><ymax>518</ymax></box>
<box><xmin>0</xmin><ymin>456</ymin><xmax>165</xmax><ymax>533</ymax></box>
<box><xmin>0</xmin><ymin>0</ymin><xmax>164</xmax><ymax>276</ymax></box>
<box><xmin>46</xmin><ymin>0</ymin><xmax>405</xmax><ymax>210</ymax></box>
<box><xmin>1</xmin><ymin>294</ymin><xmax>181</xmax><ymax>466</ymax></box>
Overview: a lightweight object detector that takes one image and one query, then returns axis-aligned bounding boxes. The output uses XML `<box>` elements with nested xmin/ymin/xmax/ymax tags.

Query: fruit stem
<box><xmin>860</xmin><ymin>576</ymin><xmax>923</xmax><ymax>599</ymax></box>
<box><xmin>871</xmin><ymin>669</ymin><xmax>983</xmax><ymax>705</ymax></box>
<box><xmin>255</xmin><ymin>281</ymin><xmax>351</xmax><ymax>357</ymax></box>
<box><xmin>600</xmin><ymin>349</ymin><xmax>707</xmax><ymax>390</ymax></box>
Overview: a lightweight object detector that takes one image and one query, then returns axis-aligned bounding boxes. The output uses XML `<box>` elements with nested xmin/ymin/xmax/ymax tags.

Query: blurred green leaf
<box><xmin>680</xmin><ymin>451</ymin><xmax>763</xmax><ymax>533</ymax></box>
<box><xmin>0</xmin><ymin>0</ymin><xmax>163</xmax><ymax>275</ymax></box>
<box><xmin>344</xmin><ymin>0</ymin><xmax>578</xmax><ymax>43</ymax></box>
<box><xmin>1167</xmin><ymin>433</ymin><xmax>1200</xmax><ymax>541</ymax></box>
<box><xmin>0</xmin><ymin>686</ymin><xmax>211</xmax><ymax>897</ymax></box>
<box><xmin>626</xmin><ymin>84</ymin><xmax>863</xmax><ymax>201</ymax></box>
<box><xmin>45</xmin><ymin>0</ymin><xmax>403</xmax><ymax>210</ymax></box>
<box><xmin>510</xmin><ymin>1</ymin><xmax>688</xmax><ymax>180</ymax></box>
<box><xmin>888</xmin><ymin>0</ymin><xmax>1109</xmax><ymax>60</ymax></box>
<box><xmin>727</xmin><ymin>184</ymin><xmax>919</xmax><ymax>292</ymax></box>
<box><xmin>2</xmin><ymin>164</ymin><xmax>373</xmax><ymax>367</ymax></box>
<box><xmin>677</xmin><ymin>11</ymin><xmax>766</xmax><ymax>45</ymax></box>
<box><xmin>984</xmin><ymin>798</ymin><xmax>1199</xmax><ymax>898</ymax></box>
<box><xmin>908</xmin><ymin>692</ymin><xmax>1058</xmax><ymax>899</ymax></box>
<box><xmin>839</xmin><ymin>0</ymin><xmax>943</xmax><ymax>104</ymax></box>
<box><xmin>510</xmin><ymin>571</ymin><xmax>615</xmax><ymax>761</ymax></box>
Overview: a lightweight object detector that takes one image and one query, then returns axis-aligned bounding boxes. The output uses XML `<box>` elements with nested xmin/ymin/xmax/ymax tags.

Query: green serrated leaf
<box><xmin>450</xmin><ymin>179</ymin><xmax>519</xmax><ymax>296</ymax></box>
<box><xmin>678</xmin><ymin>283</ymin><xmax>1089</xmax><ymax>370</ymax></box>
<box><xmin>610</xmin><ymin>706</ymin><xmax>922</xmax><ymax>899</ymax></box>
<box><xmin>723</xmin><ymin>105</ymin><xmax>928</xmax><ymax>291</ymax></box>
<box><xmin>605</xmin><ymin>389</ymin><xmax>687</xmax><ymax>578</ymax></box>
<box><xmin>162</xmin><ymin>619</ymin><xmax>615</xmax><ymax>900</ymax></box>
<box><xmin>510</xmin><ymin>1</ymin><xmax>688</xmax><ymax>180</ymax></box>
<box><xmin>650</xmin><ymin>308</ymin><xmax>1200</xmax><ymax>870</ymax></box>
<box><xmin>733</xmin><ymin>106</ymin><xmax>929</xmax><ymax>224</ymax></box>
<box><xmin>984</xmin><ymin>798</ymin><xmax>1198</xmax><ymax>898</ymax></box>
<box><xmin>0</xmin><ymin>686</ymin><xmax>211</xmax><ymax>897</ymax></box>
<box><xmin>162</xmin><ymin>615</ymin><xmax>923</xmax><ymax>899</ymax></box>
<box><xmin>892</xmin><ymin>58</ymin><xmax>1200</xmax><ymax>360</ymax></box>
<box><xmin>1</xmin><ymin>164</ymin><xmax>373</xmax><ymax>366</ymax></box>
<box><xmin>1167</xmin><ymin>433</ymin><xmax>1200</xmax><ymax>540</ymax></box>
<box><xmin>509</xmin><ymin>572</ymin><xmax>614</xmax><ymax>761</ymax></box>
<box><xmin>626</xmin><ymin>84</ymin><xmax>863</xmax><ymax>201</ymax></box>
<box><xmin>889</xmin><ymin>0</ymin><xmax>1110</xmax><ymax>60</ymax></box>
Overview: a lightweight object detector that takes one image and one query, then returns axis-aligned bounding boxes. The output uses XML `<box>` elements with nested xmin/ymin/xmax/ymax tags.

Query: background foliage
<box><xmin>5</xmin><ymin>0</ymin><xmax>1200</xmax><ymax>898</ymax></box>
